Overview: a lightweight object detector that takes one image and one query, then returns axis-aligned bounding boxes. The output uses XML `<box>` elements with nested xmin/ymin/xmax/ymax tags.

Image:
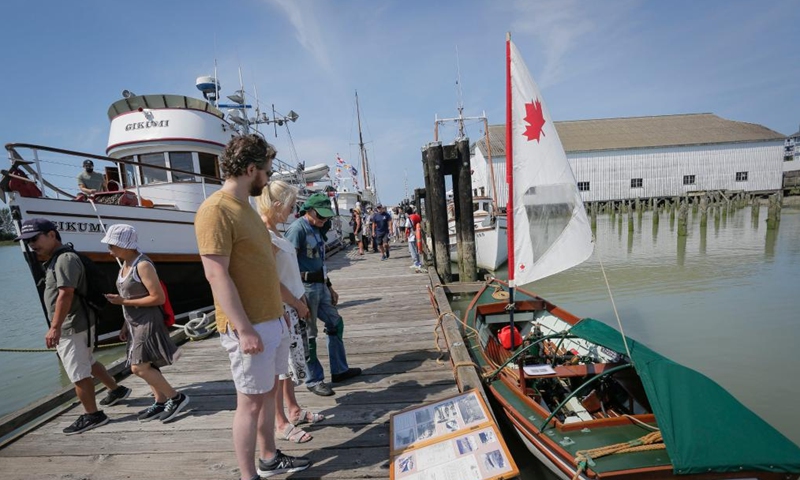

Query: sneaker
<box><xmin>99</xmin><ymin>385</ymin><xmax>131</xmax><ymax>407</ymax></box>
<box><xmin>257</xmin><ymin>450</ymin><xmax>311</xmax><ymax>478</ymax></box>
<box><xmin>306</xmin><ymin>382</ymin><xmax>335</xmax><ymax>396</ymax></box>
<box><xmin>331</xmin><ymin>367</ymin><xmax>363</xmax><ymax>383</ymax></box>
<box><xmin>159</xmin><ymin>393</ymin><xmax>190</xmax><ymax>423</ymax></box>
<box><xmin>381</xmin><ymin>255</ymin><xmax>386</xmax><ymax>261</ymax></box>
<box><xmin>63</xmin><ymin>411</ymin><xmax>108</xmax><ymax>435</ymax></box>
<box><xmin>138</xmin><ymin>402</ymin><xmax>166</xmax><ymax>422</ymax></box>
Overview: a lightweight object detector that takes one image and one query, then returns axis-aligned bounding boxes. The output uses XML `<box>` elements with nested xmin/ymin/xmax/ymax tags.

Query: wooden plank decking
<box><xmin>0</xmin><ymin>243</ymin><xmax>461</xmax><ymax>479</ymax></box>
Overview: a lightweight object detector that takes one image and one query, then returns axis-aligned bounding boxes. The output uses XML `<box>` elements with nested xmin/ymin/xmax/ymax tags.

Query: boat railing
<box><xmin>4</xmin><ymin>143</ymin><xmax>223</xmax><ymax>210</ymax></box>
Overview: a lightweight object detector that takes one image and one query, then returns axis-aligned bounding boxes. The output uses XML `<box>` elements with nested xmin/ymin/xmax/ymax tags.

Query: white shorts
<box><xmin>219</xmin><ymin>318</ymin><xmax>290</xmax><ymax>394</ymax></box>
<box><xmin>56</xmin><ymin>327</ymin><xmax>96</xmax><ymax>383</ymax></box>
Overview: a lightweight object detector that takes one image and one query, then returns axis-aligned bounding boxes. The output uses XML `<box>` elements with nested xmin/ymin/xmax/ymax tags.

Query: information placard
<box><xmin>389</xmin><ymin>390</ymin><xmax>518</xmax><ymax>480</ymax></box>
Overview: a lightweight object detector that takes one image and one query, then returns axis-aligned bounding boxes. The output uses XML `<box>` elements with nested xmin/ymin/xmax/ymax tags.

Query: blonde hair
<box><xmin>257</xmin><ymin>180</ymin><xmax>298</xmax><ymax>219</ymax></box>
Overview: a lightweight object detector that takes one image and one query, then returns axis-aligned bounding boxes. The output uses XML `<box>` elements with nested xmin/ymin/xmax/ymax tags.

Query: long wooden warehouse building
<box><xmin>470</xmin><ymin>113</ymin><xmax>788</xmax><ymax>204</ymax></box>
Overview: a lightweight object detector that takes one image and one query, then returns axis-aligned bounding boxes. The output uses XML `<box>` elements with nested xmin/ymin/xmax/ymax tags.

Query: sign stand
<box><xmin>389</xmin><ymin>389</ymin><xmax>519</xmax><ymax>480</ymax></box>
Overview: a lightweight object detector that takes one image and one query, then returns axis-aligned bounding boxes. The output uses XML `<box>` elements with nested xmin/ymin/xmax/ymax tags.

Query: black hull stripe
<box><xmin>26</xmin><ymin>210</ymin><xmax>195</xmax><ymax>226</ymax></box>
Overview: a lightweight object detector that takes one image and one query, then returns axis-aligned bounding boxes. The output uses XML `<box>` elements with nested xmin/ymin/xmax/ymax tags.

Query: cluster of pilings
<box><xmin>414</xmin><ymin>139</ymin><xmax>477</xmax><ymax>283</ymax></box>
<box><xmin>585</xmin><ymin>190</ymin><xmax>783</xmax><ymax>236</ymax></box>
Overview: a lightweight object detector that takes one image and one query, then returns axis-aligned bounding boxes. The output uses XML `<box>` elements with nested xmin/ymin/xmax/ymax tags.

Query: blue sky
<box><xmin>1</xmin><ymin>0</ymin><xmax>798</xmax><ymax>205</ymax></box>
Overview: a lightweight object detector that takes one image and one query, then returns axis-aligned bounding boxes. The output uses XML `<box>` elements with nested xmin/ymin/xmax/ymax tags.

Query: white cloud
<box><xmin>510</xmin><ymin>0</ymin><xmax>637</xmax><ymax>88</ymax></box>
<box><xmin>267</xmin><ymin>0</ymin><xmax>334</xmax><ymax>74</ymax></box>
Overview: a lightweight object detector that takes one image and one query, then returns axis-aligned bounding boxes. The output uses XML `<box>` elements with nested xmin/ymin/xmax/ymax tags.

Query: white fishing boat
<box><xmin>1</xmin><ymin>76</ymin><xmax>338</xmax><ymax>341</ymax></box>
<box><xmin>448</xmin><ymin>196</ymin><xmax>507</xmax><ymax>271</ymax></box>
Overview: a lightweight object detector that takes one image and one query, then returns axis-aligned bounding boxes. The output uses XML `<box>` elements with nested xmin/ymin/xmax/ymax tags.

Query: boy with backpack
<box><xmin>16</xmin><ymin>218</ymin><xmax>130</xmax><ymax>435</ymax></box>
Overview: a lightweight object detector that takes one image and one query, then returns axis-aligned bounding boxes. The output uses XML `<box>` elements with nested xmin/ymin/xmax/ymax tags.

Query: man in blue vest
<box><xmin>284</xmin><ymin>193</ymin><xmax>361</xmax><ymax>396</ymax></box>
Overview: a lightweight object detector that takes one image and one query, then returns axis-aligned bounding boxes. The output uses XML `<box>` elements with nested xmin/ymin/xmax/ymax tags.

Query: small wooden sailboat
<box><xmin>460</xmin><ymin>34</ymin><xmax>800</xmax><ymax>480</ymax></box>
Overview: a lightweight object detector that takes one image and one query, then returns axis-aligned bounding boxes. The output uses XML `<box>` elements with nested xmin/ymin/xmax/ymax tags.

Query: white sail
<box><xmin>509</xmin><ymin>40</ymin><xmax>593</xmax><ymax>285</ymax></box>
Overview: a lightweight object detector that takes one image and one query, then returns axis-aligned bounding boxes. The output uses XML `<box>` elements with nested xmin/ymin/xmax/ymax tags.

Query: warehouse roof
<box><xmin>473</xmin><ymin>113</ymin><xmax>786</xmax><ymax>157</ymax></box>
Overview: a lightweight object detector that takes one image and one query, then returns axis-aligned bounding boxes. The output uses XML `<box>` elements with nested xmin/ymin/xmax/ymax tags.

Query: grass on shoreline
<box><xmin>0</xmin><ymin>240</ymin><xmax>18</xmax><ymax>246</ymax></box>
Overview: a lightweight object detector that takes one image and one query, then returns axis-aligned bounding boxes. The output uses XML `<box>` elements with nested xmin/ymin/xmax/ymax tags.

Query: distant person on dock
<box><xmin>285</xmin><ymin>193</ymin><xmax>362</xmax><ymax>397</ymax></box>
<box><xmin>100</xmin><ymin>224</ymin><xmax>189</xmax><ymax>423</ymax></box>
<box><xmin>258</xmin><ymin>181</ymin><xmax>326</xmax><ymax>444</ymax></box>
<box><xmin>353</xmin><ymin>206</ymin><xmax>365</xmax><ymax>255</ymax></box>
<box><xmin>405</xmin><ymin>207</ymin><xmax>422</xmax><ymax>269</ymax></box>
<box><xmin>16</xmin><ymin>218</ymin><xmax>129</xmax><ymax>435</ymax></box>
<box><xmin>363</xmin><ymin>206</ymin><xmax>376</xmax><ymax>253</ymax></box>
<box><xmin>397</xmin><ymin>207</ymin><xmax>407</xmax><ymax>243</ymax></box>
<box><xmin>77</xmin><ymin>159</ymin><xmax>106</xmax><ymax>195</ymax></box>
<box><xmin>372</xmin><ymin>204</ymin><xmax>393</xmax><ymax>260</ymax></box>
<box><xmin>195</xmin><ymin>135</ymin><xmax>311</xmax><ymax>480</ymax></box>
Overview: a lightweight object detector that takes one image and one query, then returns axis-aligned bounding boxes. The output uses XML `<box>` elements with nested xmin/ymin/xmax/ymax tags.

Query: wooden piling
<box><xmin>452</xmin><ymin>139</ymin><xmax>477</xmax><ymax>282</ymax></box>
<box><xmin>767</xmin><ymin>193</ymin><xmax>780</xmax><ymax>230</ymax></box>
<box><xmin>751</xmin><ymin>196</ymin><xmax>760</xmax><ymax>224</ymax></box>
<box><xmin>422</xmin><ymin>143</ymin><xmax>451</xmax><ymax>282</ymax></box>
<box><xmin>699</xmin><ymin>195</ymin><xmax>708</xmax><ymax>228</ymax></box>
<box><xmin>677</xmin><ymin>201</ymin><xmax>689</xmax><ymax>237</ymax></box>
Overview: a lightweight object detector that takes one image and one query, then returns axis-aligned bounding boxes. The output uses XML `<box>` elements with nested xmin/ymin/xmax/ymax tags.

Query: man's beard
<box><xmin>249</xmin><ymin>177</ymin><xmax>266</xmax><ymax>196</ymax></box>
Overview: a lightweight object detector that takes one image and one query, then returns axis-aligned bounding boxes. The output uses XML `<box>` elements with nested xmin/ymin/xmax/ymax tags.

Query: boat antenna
<box><xmin>455</xmin><ymin>45</ymin><xmax>466</xmax><ymax>140</ymax></box>
<box><xmin>433</xmin><ymin>46</ymin><xmax>485</xmax><ymax>142</ymax></box>
<box><xmin>237</xmin><ymin>67</ymin><xmax>248</xmax><ymax>134</ymax></box>
<box><xmin>253</xmin><ymin>82</ymin><xmax>261</xmax><ymax>135</ymax></box>
<box><xmin>214</xmin><ymin>59</ymin><xmax>220</xmax><ymax>109</ymax></box>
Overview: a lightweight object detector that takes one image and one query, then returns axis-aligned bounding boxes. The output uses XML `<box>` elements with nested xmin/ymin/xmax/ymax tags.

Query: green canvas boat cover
<box><xmin>570</xmin><ymin>318</ymin><xmax>800</xmax><ymax>475</ymax></box>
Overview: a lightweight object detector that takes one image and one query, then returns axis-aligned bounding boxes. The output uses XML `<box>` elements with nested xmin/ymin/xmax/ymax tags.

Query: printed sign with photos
<box><xmin>389</xmin><ymin>390</ymin><xmax>518</xmax><ymax>480</ymax></box>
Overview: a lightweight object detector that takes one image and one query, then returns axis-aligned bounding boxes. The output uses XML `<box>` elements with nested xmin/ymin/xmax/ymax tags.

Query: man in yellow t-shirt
<box><xmin>195</xmin><ymin>134</ymin><xmax>311</xmax><ymax>480</ymax></box>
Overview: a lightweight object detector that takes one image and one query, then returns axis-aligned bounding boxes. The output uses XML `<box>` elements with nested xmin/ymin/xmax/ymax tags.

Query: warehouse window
<box><xmin>736</xmin><ymin>171</ymin><xmax>748</xmax><ymax>182</ymax></box>
<box><xmin>630</xmin><ymin>178</ymin><xmax>643</xmax><ymax>188</ymax></box>
<box><xmin>683</xmin><ymin>175</ymin><xmax>696</xmax><ymax>185</ymax></box>
<box><xmin>577</xmin><ymin>181</ymin><xmax>590</xmax><ymax>192</ymax></box>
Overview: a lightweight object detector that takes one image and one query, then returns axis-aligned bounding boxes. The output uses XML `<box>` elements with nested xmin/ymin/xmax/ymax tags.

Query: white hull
<box><xmin>449</xmin><ymin>214</ymin><xmax>507</xmax><ymax>271</ymax></box>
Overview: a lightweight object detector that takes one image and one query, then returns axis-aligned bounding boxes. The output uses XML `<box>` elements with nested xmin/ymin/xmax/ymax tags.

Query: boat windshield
<box><xmin>107</xmin><ymin>95</ymin><xmax>225</xmax><ymax>120</ymax></box>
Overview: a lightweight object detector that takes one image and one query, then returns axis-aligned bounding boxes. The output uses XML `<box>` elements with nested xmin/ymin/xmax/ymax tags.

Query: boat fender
<box><xmin>498</xmin><ymin>325</ymin><xmax>522</xmax><ymax>349</ymax></box>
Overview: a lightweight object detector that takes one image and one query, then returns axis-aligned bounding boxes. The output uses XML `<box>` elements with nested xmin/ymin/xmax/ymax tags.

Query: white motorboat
<box><xmin>448</xmin><ymin>196</ymin><xmax>507</xmax><ymax>271</ymax></box>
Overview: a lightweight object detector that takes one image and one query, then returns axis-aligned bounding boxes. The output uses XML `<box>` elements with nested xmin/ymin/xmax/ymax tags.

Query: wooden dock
<box><xmin>0</xmin><ymin>244</ymin><xmax>463</xmax><ymax>479</ymax></box>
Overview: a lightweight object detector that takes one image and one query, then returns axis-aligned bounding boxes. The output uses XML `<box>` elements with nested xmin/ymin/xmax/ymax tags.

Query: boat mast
<box><xmin>505</xmin><ymin>32</ymin><xmax>516</xmax><ymax>331</ymax></box>
<box><xmin>355</xmin><ymin>91</ymin><xmax>371</xmax><ymax>191</ymax></box>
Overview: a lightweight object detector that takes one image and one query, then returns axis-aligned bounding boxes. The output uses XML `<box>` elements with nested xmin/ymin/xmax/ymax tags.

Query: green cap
<box><xmin>302</xmin><ymin>193</ymin><xmax>335</xmax><ymax>218</ymax></box>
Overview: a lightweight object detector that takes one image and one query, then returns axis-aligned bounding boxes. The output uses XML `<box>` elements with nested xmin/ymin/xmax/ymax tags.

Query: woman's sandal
<box><xmin>291</xmin><ymin>408</ymin><xmax>325</xmax><ymax>425</ymax></box>
<box><xmin>278</xmin><ymin>424</ymin><xmax>312</xmax><ymax>443</ymax></box>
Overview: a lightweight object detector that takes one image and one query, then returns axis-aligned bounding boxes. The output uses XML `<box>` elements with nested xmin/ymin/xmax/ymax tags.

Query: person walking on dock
<box><xmin>405</xmin><ymin>207</ymin><xmax>422</xmax><ymax>269</ymax></box>
<box><xmin>285</xmin><ymin>193</ymin><xmax>362</xmax><ymax>397</ymax></box>
<box><xmin>16</xmin><ymin>218</ymin><xmax>130</xmax><ymax>435</ymax></box>
<box><xmin>258</xmin><ymin>181</ymin><xmax>326</xmax><ymax>443</ymax></box>
<box><xmin>362</xmin><ymin>207</ymin><xmax>378</xmax><ymax>253</ymax></box>
<box><xmin>195</xmin><ymin>135</ymin><xmax>311</xmax><ymax>480</ymax></box>
<box><xmin>101</xmin><ymin>224</ymin><xmax>189</xmax><ymax>423</ymax></box>
<box><xmin>372</xmin><ymin>204</ymin><xmax>393</xmax><ymax>260</ymax></box>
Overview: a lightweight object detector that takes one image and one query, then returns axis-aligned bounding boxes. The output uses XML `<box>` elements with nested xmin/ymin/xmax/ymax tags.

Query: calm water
<box><xmin>447</xmin><ymin>204</ymin><xmax>800</xmax><ymax>473</ymax></box>
<box><xmin>1</xmin><ymin>206</ymin><xmax>799</xmax><ymax>457</ymax></box>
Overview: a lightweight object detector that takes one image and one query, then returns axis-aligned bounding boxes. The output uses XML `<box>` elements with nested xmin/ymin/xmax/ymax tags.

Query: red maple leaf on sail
<box><xmin>523</xmin><ymin>99</ymin><xmax>546</xmax><ymax>142</ymax></box>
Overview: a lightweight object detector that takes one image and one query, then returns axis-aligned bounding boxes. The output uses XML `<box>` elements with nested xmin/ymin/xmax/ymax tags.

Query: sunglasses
<box><xmin>24</xmin><ymin>233</ymin><xmax>43</xmax><ymax>245</ymax></box>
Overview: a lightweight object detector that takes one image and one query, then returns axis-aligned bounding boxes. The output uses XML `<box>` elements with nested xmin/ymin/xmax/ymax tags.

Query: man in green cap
<box><xmin>284</xmin><ymin>193</ymin><xmax>361</xmax><ymax>396</ymax></box>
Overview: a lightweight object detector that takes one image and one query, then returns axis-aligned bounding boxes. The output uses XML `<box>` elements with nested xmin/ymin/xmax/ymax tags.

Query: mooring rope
<box><xmin>572</xmin><ymin>431</ymin><xmax>664</xmax><ymax>480</ymax></box>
